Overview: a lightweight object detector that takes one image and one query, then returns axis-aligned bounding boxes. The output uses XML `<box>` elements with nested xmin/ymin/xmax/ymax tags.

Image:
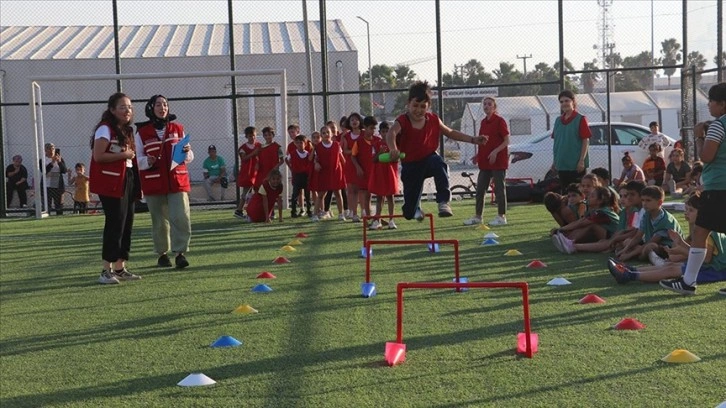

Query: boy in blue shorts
<box><xmin>386</xmin><ymin>81</ymin><xmax>486</xmax><ymax>220</ymax></box>
<box><xmin>661</xmin><ymin>82</ymin><xmax>726</xmax><ymax>295</ymax></box>
<box><xmin>616</xmin><ymin>186</ymin><xmax>683</xmax><ymax>262</ymax></box>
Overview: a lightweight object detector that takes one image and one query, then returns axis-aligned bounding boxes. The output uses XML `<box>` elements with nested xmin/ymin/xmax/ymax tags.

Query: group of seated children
<box><xmin>233</xmin><ymin>117</ymin><xmax>400</xmax><ymax>227</ymax></box>
<box><xmin>545</xmin><ymin>173</ymin><xmax>725</xmax><ymax>291</ymax></box>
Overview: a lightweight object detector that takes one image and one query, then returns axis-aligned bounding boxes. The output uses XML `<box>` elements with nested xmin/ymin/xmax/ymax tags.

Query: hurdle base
<box><xmin>453</xmin><ymin>277</ymin><xmax>469</xmax><ymax>292</ymax></box>
<box><xmin>516</xmin><ymin>332</ymin><xmax>539</xmax><ymax>357</ymax></box>
<box><xmin>385</xmin><ymin>342</ymin><xmax>406</xmax><ymax>366</ymax></box>
<box><xmin>361</xmin><ymin>282</ymin><xmax>377</xmax><ymax>298</ymax></box>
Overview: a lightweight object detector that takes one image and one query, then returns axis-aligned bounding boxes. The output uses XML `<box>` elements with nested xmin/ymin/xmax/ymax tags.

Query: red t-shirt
<box><xmin>477</xmin><ymin>113</ymin><xmax>510</xmax><ymax>170</ymax></box>
<box><xmin>396</xmin><ymin>112</ymin><xmax>441</xmax><ymax>163</ymax></box>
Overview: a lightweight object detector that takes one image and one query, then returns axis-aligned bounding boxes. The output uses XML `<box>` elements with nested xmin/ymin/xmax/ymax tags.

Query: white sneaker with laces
<box><xmin>648</xmin><ymin>251</ymin><xmax>666</xmax><ymax>266</ymax></box>
<box><xmin>98</xmin><ymin>269</ymin><xmax>120</xmax><ymax>285</ymax></box>
<box><xmin>369</xmin><ymin>220</ymin><xmax>382</xmax><ymax>230</ymax></box>
<box><xmin>338</xmin><ymin>213</ymin><xmax>347</xmax><ymax>221</ymax></box>
<box><xmin>311</xmin><ymin>215</ymin><xmax>320</xmax><ymax>222</ymax></box>
<box><xmin>463</xmin><ymin>216</ymin><xmax>482</xmax><ymax>226</ymax></box>
<box><xmin>489</xmin><ymin>215</ymin><xmax>508</xmax><ymax>226</ymax></box>
<box><xmin>438</xmin><ymin>202</ymin><xmax>453</xmax><ymax>217</ymax></box>
<box><xmin>388</xmin><ymin>219</ymin><xmax>398</xmax><ymax>229</ymax></box>
<box><xmin>414</xmin><ymin>208</ymin><xmax>425</xmax><ymax>221</ymax></box>
<box><xmin>322</xmin><ymin>211</ymin><xmax>332</xmax><ymax>220</ymax></box>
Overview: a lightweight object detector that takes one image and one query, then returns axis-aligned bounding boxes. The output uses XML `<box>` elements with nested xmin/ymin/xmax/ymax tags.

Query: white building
<box><xmin>0</xmin><ymin>21</ymin><xmax>360</xmax><ymax>181</ymax></box>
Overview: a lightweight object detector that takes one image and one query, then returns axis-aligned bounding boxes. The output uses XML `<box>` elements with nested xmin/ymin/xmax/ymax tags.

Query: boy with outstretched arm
<box><xmin>385</xmin><ymin>81</ymin><xmax>486</xmax><ymax>220</ymax></box>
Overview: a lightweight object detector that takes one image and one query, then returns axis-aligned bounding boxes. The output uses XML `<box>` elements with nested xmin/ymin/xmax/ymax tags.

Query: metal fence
<box><xmin>1</xmin><ymin>0</ymin><xmax>723</xmax><ymax>216</ymax></box>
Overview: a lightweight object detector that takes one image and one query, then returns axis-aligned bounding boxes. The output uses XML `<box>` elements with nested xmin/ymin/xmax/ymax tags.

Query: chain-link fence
<box><xmin>1</xmin><ymin>0</ymin><xmax>723</xmax><ymax>216</ymax></box>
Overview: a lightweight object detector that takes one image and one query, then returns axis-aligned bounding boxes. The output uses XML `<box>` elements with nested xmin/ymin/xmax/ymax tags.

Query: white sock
<box><xmin>682</xmin><ymin>248</ymin><xmax>707</xmax><ymax>286</ymax></box>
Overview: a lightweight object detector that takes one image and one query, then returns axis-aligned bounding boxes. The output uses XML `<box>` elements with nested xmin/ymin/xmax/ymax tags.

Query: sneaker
<box><xmin>414</xmin><ymin>208</ymin><xmax>425</xmax><ymax>222</ymax></box>
<box><xmin>718</xmin><ymin>288</ymin><xmax>726</xmax><ymax>296</ymax></box>
<box><xmin>388</xmin><ymin>219</ymin><xmax>398</xmax><ymax>230</ymax></box>
<box><xmin>463</xmin><ymin>216</ymin><xmax>482</xmax><ymax>226</ymax></box>
<box><xmin>322</xmin><ymin>211</ymin><xmax>332</xmax><ymax>220</ymax></box>
<box><xmin>560</xmin><ymin>234</ymin><xmax>576</xmax><ymax>254</ymax></box>
<box><xmin>438</xmin><ymin>202</ymin><xmax>453</xmax><ymax>217</ymax></box>
<box><xmin>607</xmin><ymin>258</ymin><xmax>631</xmax><ymax>284</ymax></box>
<box><xmin>338</xmin><ymin>214</ymin><xmax>347</xmax><ymax>221</ymax></box>
<box><xmin>175</xmin><ymin>254</ymin><xmax>189</xmax><ymax>269</ymax></box>
<box><xmin>311</xmin><ymin>215</ymin><xmax>320</xmax><ymax>222</ymax></box>
<box><xmin>351</xmin><ymin>214</ymin><xmax>361</xmax><ymax>223</ymax></box>
<box><xmin>659</xmin><ymin>277</ymin><xmax>696</xmax><ymax>295</ymax></box>
<box><xmin>489</xmin><ymin>215</ymin><xmax>508</xmax><ymax>226</ymax></box>
<box><xmin>648</xmin><ymin>251</ymin><xmax>667</xmax><ymax>267</ymax></box>
<box><xmin>157</xmin><ymin>254</ymin><xmax>172</xmax><ymax>267</ymax></box>
<box><xmin>98</xmin><ymin>269</ymin><xmax>120</xmax><ymax>284</ymax></box>
<box><xmin>290</xmin><ymin>211</ymin><xmax>299</xmax><ymax>219</ymax></box>
<box><xmin>369</xmin><ymin>220</ymin><xmax>382</xmax><ymax>230</ymax></box>
<box><xmin>114</xmin><ymin>268</ymin><xmax>141</xmax><ymax>281</ymax></box>
<box><xmin>551</xmin><ymin>233</ymin><xmax>565</xmax><ymax>253</ymax></box>
<box><xmin>234</xmin><ymin>210</ymin><xmax>245</xmax><ymax>219</ymax></box>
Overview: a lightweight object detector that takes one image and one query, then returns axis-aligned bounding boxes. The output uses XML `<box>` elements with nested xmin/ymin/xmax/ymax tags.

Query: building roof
<box><xmin>0</xmin><ymin>20</ymin><xmax>356</xmax><ymax>60</ymax></box>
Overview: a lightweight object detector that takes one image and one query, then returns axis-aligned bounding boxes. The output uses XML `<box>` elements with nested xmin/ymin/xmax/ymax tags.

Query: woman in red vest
<box><xmin>89</xmin><ymin>92</ymin><xmax>142</xmax><ymax>284</ymax></box>
<box><xmin>134</xmin><ymin>95</ymin><xmax>194</xmax><ymax>269</ymax></box>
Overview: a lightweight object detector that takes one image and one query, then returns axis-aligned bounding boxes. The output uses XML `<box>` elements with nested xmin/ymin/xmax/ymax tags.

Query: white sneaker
<box><xmin>414</xmin><ymin>207</ymin><xmax>425</xmax><ymax>222</ymax></box>
<box><xmin>388</xmin><ymin>219</ymin><xmax>398</xmax><ymax>229</ymax></box>
<box><xmin>98</xmin><ymin>269</ymin><xmax>120</xmax><ymax>284</ymax></box>
<box><xmin>369</xmin><ymin>220</ymin><xmax>382</xmax><ymax>230</ymax></box>
<box><xmin>344</xmin><ymin>209</ymin><xmax>352</xmax><ymax>218</ymax></box>
<box><xmin>489</xmin><ymin>215</ymin><xmax>508</xmax><ymax>226</ymax></box>
<box><xmin>311</xmin><ymin>215</ymin><xmax>320</xmax><ymax>222</ymax></box>
<box><xmin>648</xmin><ymin>251</ymin><xmax>666</xmax><ymax>266</ymax></box>
<box><xmin>322</xmin><ymin>211</ymin><xmax>332</xmax><ymax>220</ymax></box>
<box><xmin>351</xmin><ymin>214</ymin><xmax>361</xmax><ymax>223</ymax></box>
<box><xmin>463</xmin><ymin>216</ymin><xmax>482</xmax><ymax>226</ymax></box>
<box><xmin>338</xmin><ymin>214</ymin><xmax>347</xmax><ymax>221</ymax></box>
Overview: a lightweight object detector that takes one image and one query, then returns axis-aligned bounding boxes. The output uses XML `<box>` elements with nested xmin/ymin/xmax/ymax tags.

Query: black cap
<box><xmin>208</xmin><ymin>145</ymin><xmax>217</xmax><ymax>151</ymax></box>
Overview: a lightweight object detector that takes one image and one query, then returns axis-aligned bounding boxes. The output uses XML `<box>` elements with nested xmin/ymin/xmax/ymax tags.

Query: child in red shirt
<box><xmin>245</xmin><ymin>169</ymin><xmax>283</xmax><ymax>223</ymax></box>
<box><xmin>234</xmin><ymin>126</ymin><xmax>260</xmax><ymax>218</ymax></box>
<box><xmin>369</xmin><ymin>121</ymin><xmax>400</xmax><ymax>230</ymax></box>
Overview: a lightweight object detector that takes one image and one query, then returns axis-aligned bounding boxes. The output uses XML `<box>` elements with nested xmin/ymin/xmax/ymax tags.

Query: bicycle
<box><xmin>450</xmin><ymin>172</ymin><xmax>478</xmax><ymax>200</ymax></box>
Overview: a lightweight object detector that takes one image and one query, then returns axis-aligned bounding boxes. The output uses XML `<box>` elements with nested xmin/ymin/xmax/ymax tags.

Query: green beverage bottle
<box><xmin>378</xmin><ymin>152</ymin><xmax>406</xmax><ymax>163</ymax></box>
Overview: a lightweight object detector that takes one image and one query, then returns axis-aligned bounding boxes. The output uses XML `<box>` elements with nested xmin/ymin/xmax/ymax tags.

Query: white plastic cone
<box><xmin>547</xmin><ymin>277</ymin><xmax>571</xmax><ymax>286</ymax></box>
<box><xmin>484</xmin><ymin>232</ymin><xmax>499</xmax><ymax>239</ymax></box>
<box><xmin>177</xmin><ymin>373</ymin><xmax>216</xmax><ymax>387</ymax></box>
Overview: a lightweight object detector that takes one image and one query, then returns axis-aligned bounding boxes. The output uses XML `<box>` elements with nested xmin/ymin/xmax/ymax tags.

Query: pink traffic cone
<box><xmin>385</xmin><ymin>342</ymin><xmax>406</xmax><ymax>366</ymax></box>
<box><xmin>579</xmin><ymin>293</ymin><xmax>605</xmax><ymax>304</ymax></box>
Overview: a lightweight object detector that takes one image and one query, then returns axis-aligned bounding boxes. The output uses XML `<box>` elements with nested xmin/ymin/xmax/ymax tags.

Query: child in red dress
<box><xmin>369</xmin><ymin>121</ymin><xmax>399</xmax><ymax>230</ymax></box>
<box><xmin>342</xmin><ymin>113</ymin><xmax>364</xmax><ymax>221</ymax></box>
<box><xmin>351</xmin><ymin>116</ymin><xmax>379</xmax><ymax>222</ymax></box>
<box><xmin>234</xmin><ymin>126</ymin><xmax>260</xmax><ymax>218</ymax></box>
<box><xmin>245</xmin><ymin>169</ymin><xmax>283</xmax><ymax>223</ymax></box>
<box><xmin>311</xmin><ymin>126</ymin><xmax>346</xmax><ymax>222</ymax></box>
<box><xmin>254</xmin><ymin>126</ymin><xmax>284</xmax><ymax>189</ymax></box>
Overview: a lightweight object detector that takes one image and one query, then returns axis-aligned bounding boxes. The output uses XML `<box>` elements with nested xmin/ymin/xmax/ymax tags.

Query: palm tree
<box><xmin>685</xmin><ymin>51</ymin><xmax>708</xmax><ymax>82</ymax></box>
<box><xmin>581</xmin><ymin>60</ymin><xmax>600</xmax><ymax>93</ymax></box>
<box><xmin>714</xmin><ymin>52</ymin><xmax>726</xmax><ymax>69</ymax></box>
<box><xmin>660</xmin><ymin>38</ymin><xmax>682</xmax><ymax>88</ymax></box>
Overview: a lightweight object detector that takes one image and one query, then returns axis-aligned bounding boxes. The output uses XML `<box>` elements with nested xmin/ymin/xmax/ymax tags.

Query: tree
<box><xmin>620</xmin><ymin>51</ymin><xmax>656</xmax><ymax>91</ymax></box>
<box><xmin>359</xmin><ymin>64</ymin><xmax>397</xmax><ymax>116</ymax></box>
<box><xmin>660</xmin><ymin>38</ymin><xmax>682</xmax><ymax>88</ymax></box>
<box><xmin>685</xmin><ymin>51</ymin><xmax>708</xmax><ymax>82</ymax></box>
<box><xmin>581</xmin><ymin>60</ymin><xmax>600</xmax><ymax>93</ymax></box>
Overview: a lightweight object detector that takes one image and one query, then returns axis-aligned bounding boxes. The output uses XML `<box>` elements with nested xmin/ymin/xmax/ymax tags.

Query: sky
<box><xmin>0</xmin><ymin>0</ymin><xmax>720</xmax><ymax>82</ymax></box>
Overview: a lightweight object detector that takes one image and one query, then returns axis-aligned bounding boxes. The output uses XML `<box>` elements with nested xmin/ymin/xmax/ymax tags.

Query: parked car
<box><xmin>507</xmin><ymin>122</ymin><xmax>676</xmax><ymax>182</ymax></box>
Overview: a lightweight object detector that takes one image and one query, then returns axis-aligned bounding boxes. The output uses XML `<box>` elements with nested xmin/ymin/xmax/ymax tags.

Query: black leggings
<box><xmin>98</xmin><ymin>169</ymin><xmax>135</xmax><ymax>262</ymax></box>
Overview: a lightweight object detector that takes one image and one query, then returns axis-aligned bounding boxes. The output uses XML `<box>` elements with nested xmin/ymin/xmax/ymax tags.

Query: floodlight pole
<box><xmin>357</xmin><ymin>16</ymin><xmax>373</xmax><ymax>116</ymax></box>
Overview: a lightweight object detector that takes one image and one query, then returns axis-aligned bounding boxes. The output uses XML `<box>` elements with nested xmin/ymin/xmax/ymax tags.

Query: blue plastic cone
<box><xmin>481</xmin><ymin>238</ymin><xmax>500</xmax><ymax>246</ymax></box>
<box><xmin>428</xmin><ymin>243</ymin><xmax>440</xmax><ymax>253</ymax></box>
<box><xmin>361</xmin><ymin>282</ymin><xmax>377</xmax><ymax>298</ymax></box>
<box><xmin>453</xmin><ymin>276</ymin><xmax>469</xmax><ymax>292</ymax></box>
<box><xmin>359</xmin><ymin>247</ymin><xmax>372</xmax><ymax>258</ymax></box>
<box><xmin>210</xmin><ymin>335</ymin><xmax>243</xmax><ymax>348</ymax></box>
<box><xmin>252</xmin><ymin>284</ymin><xmax>273</xmax><ymax>293</ymax></box>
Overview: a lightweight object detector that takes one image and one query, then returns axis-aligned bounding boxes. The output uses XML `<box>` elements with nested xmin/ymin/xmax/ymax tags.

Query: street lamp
<box><xmin>356</xmin><ymin>16</ymin><xmax>373</xmax><ymax>115</ymax></box>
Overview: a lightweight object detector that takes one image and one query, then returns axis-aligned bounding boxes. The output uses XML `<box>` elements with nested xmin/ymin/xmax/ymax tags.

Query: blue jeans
<box><xmin>400</xmin><ymin>153</ymin><xmax>450</xmax><ymax>219</ymax></box>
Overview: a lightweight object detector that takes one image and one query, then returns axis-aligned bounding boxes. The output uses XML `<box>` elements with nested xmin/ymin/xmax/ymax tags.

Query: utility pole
<box><xmin>516</xmin><ymin>54</ymin><xmax>533</xmax><ymax>74</ymax></box>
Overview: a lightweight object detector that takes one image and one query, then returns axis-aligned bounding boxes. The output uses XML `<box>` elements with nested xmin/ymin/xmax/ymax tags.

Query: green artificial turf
<box><xmin>1</xmin><ymin>201</ymin><xmax>725</xmax><ymax>407</ymax></box>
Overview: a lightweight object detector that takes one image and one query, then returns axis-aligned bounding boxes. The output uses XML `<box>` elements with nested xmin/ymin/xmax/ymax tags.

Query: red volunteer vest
<box><xmin>137</xmin><ymin>121</ymin><xmax>190</xmax><ymax>196</ymax></box>
<box><xmin>89</xmin><ymin>123</ymin><xmax>133</xmax><ymax>198</ymax></box>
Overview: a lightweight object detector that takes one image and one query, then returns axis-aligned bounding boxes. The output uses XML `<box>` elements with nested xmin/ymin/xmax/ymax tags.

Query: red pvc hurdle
<box><xmin>365</xmin><ymin>239</ymin><xmax>460</xmax><ymax>284</ymax></box>
<box><xmin>362</xmin><ymin>213</ymin><xmax>435</xmax><ymax>251</ymax></box>
<box><xmin>395</xmin><ymin>281</ymin><xmax>535</xmax><ymax>358</ymax></box>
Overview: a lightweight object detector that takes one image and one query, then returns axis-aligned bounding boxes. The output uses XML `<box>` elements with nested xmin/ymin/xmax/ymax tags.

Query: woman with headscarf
<box><xmin>134</xmin><ymin>95</ymin><xmax>194</xmax><ymax>269</ymax></box>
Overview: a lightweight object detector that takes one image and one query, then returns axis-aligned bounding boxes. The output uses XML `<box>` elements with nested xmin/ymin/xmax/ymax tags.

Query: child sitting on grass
<box><xmin>545</xmin><ymin>173</ymin><xmax>599</xmax><ymax>227</ymax></box>
<box><xmin>558</xmin><ymin>180</ymin><xmax>644</xmax><ymax>255</ymax></box>
<box><xmin>552</xmin><ymin>185</ymin><xmax>620</xmax><ymax>254</ymax></box>
<box><xmin>615</xmin><ymin>186</ymin><xmax>683</xmax><ymax>263</ymax></box>
<box><xmin>608</xmin><ymin>192</ymin><xmax>726</xmax><ymax>286</ymax></box>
